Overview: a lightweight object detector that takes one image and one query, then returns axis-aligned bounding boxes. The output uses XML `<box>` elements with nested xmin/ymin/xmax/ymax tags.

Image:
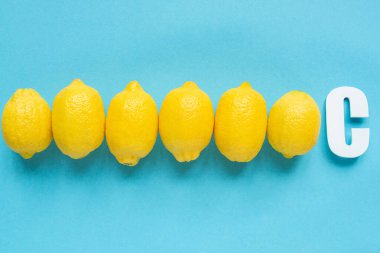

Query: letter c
<box><xmin>326</xmin><ymin>86</ymin><xmax>370</xmax><ymax>158</ymax></box>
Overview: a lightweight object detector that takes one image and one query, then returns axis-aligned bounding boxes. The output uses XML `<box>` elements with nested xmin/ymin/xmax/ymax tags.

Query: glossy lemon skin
<box><xmin>52</xmin><ymin>79</ymin><xmax>105</xmax><ymax>159</ymax></box>
<box><xmin>106</xmin><ymin>81</ymin><xmax>158</xmax><ymax>166</ymax></box>
<box><xmin>2</xmin><ymin>89</ymin><xmax>52</xmax><ymax>159</ymax></box>
<box><xmin>215</xmin><ymin>82</ymin><xmax>267</xmax><ymax>162</ymax></box>
<box><xmin>268</xmin><ymin>91</ymin><xmax>321</xmax><ymax>158</ymax></box>
<box><xmin>159</xmin><ymin>81</ymin><xmax>214</xmax><ymax>162</ymax></box>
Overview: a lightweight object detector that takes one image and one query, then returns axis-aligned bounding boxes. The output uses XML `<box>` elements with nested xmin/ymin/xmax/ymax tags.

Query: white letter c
<box><xmin>326</xmin><ymin>86</ymin><xmax>370</xmax><ymax>158</ymax></box>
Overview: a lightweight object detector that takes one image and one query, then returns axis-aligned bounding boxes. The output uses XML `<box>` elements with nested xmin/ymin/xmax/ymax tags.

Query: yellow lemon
<box><xmin>159</xmin><ymin>81</ymin><xmax>214</xmax><ymax>162</ymax></box>
<box><xmin>215</xmin><ymin>82</ymin><xmax>267</xmax><ymax>162</ymax></box>
<box><xmin>268</xmin><ymin>91</ymin><xmax>321</xmax><ymax>158</ymax></box>
<box><xmin>106</xmin><ymin>81</ymin><xmax>158</xmax><ymax>166</ymax></box>
<box><xmin>2</xmin><ymin>89</ymin><xmax>52</xmax><ymax>159</ymax></box>
<box><xmin>52</xmin><ymin>79</ymin><xmax>105</xmax><ymax>159</ymax></box>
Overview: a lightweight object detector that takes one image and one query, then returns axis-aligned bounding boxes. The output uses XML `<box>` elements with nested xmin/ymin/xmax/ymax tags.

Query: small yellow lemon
<box><xmin>2</xmin><ymin>89</ymin><xmax>52</xmax><ymax>159</ymax></box>
<box><xmin>268</xmin><ymin>91</ymin><xmax>321</xmax><ymax>158</ymax></box>
<box><xmin>52</xmin><ymin>79</ymin><xmax>105</xmax><ymax>159</ymax></box>
<box><xmin>106</xmin><ymin>81</ymin><xmax>158</xmax><ymax>166</ymax></box>
<box><xmin>159</xmin><ymin>81</ymin><xmax>214</xmax><ymax>162</ymax></box>
<box><xmin>215</xmin><ymin>82</ymin><xmax>267</xmax><ymax>162</ymax></box>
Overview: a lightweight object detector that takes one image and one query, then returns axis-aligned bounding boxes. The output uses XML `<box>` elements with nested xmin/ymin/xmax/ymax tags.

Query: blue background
<box><xmin>1</xmin><ymin>0</ymin><xmax>379</xmax><ymax>252</ymax></box>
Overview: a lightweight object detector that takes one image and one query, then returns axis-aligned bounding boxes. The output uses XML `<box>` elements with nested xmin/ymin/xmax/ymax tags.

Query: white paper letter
<box><xmin>326</xmin><ymin>87</ymin><xmax>370</xmax><ymax>158</ymax></box>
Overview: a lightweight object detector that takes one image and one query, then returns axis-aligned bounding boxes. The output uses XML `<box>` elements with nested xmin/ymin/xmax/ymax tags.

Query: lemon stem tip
<box><xmin>182</xmin><ymin>81</ymin><xmax>198</xmax><ymax>89</ymax></box>
<box><xmin>240</xmin><ymin>82</ymin><xmax>251</xmax><ymax>88</ymax></box>
<box><xmin>125</xmin><ymin>80</ymin><xmax>141</xmax><ymax>91</ymax></box>
<box><xmin>21</xmin><ymin>153</ymin><xmax>34</xmax><ymax>159</ymax></box>
<box><xmin>117</xmin><ymin>156</ymin><xmax>140</xmax><ymax>166</ymax></box>
<box><xmin>174</xmin><ymin>152</ymin><xmax>200</xmax><ymax>162</ymax></box>
<box><xmin>283</xmin><ymin>154</ymin><xmax>295</xmax><ymax>159</ymax></box>
<box><xmin>71</xmin><ymin>79</ymin><xmax>85</xmax><ymax>86</ymax></box>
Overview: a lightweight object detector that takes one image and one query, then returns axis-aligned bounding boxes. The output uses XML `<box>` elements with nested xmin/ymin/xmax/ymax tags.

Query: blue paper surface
<box><xmin>1</xmin><ymin>0</ymin><xmax>379</xmax><ymax>252</ymax></box>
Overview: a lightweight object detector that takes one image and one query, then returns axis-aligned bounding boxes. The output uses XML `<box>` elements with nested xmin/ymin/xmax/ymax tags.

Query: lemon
<box><xmin>52</xmin><ymin>79</ymin><xmax>105</xmax><ymax>159</ymax></box>
<box><xmin>215</xmin><ymin>82</ymin><xmax>267</xmax><ymax>162</ymax></box>
<box><xmin>159</xmin><ymin>81</ymin><xmax>214</xmax><ymax>162</ymax></box>
<box><xmin>106</xmin><ymin>81</ymin><xmax>158</xmax><ymax>166</ymax></box>
<box><xmin>268</xmin><ymin>90</ymin><xmax>321</xmax><ymax>158</ymax></box>
<box><xmin>2</xmin><ymin>89</ymin><xmax>52</xmax><ymax>159</ymax></box>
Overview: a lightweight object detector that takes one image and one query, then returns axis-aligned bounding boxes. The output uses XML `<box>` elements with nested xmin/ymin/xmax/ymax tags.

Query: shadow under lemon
<box><xmin>16</xmin><ymin>135</ymin><xmax>303</xmax><ymax>178</ymax></box>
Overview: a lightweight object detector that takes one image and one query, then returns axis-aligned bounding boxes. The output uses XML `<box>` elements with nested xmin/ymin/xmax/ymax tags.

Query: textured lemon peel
<box><xmin>2</xmin><ymin>89</ymin><xmax>52</xmax><ymax>159</ymax></box>
<box><xmin>159</xmin><ymin>81</ymin><xmax>214</xmax><ymax>162</ymax></box>
<box><xmin>106</xmin><ymin>80</ymin><xmax>158</xmax><ymax>166</ymax></box>
<box><xmin>268</xmin><ymin>90</ymin><xmax>321</xmax><ymax>159</ymax></box>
